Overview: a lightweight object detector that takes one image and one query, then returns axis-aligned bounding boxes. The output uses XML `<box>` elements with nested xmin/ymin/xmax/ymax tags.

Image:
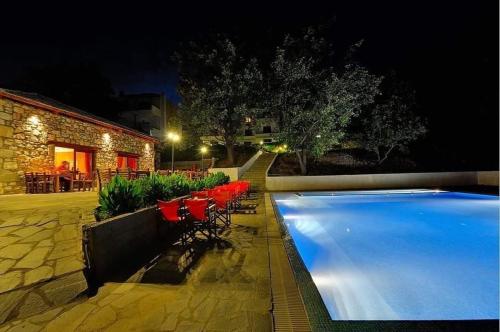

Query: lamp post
<box><xmin>200</xmin><ymin>146</ymin><xmax>208</xmax><ymax>176</ymax></box>
<box><xmin>167</xmin><ymin>132</ymin><xmax>180</xmax><ymax>173</ymax></box>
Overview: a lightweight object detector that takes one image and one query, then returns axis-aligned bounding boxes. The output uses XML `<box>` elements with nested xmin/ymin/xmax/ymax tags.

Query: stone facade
<box><xmin>0</xmin><ymin>96</ymin><xmax>156</xmax><ymax>195</ymax></box>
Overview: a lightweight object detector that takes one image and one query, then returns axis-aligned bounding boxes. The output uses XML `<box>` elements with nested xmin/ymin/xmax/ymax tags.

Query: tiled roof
<box><xmin>0</xmin><ymin>88</ymin><xmax>158</xmax><ymax>142</ymax></box>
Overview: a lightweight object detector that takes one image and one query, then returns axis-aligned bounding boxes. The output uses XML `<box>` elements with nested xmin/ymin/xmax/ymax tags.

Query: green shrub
<box><xmin>95</xmin><ymin>171</ymin><xmax>231</xmax><ymax>221</ymax></box>
<box><xmin>204</xmin><ymin>172</ymin><xmax>230</xmax><ymax>188</ymax></box>
<box><xmin>162</xmin><ymin>174</ymin><xmax>191</xmax><ymax>198</ymax></box>
<box><xmin>96</xmin><ymin>176</ymin><xmax>144</xmax><ymax>220</ymax></box>
<box><xmin>136</xmin><ymin>172</ymin><xmax>173</xmax><ymax>207</ymax></box>
<box><xmin>189</xmin><ymin>178</ymin><xmax>206</xmax><ymax>192</ymax></box>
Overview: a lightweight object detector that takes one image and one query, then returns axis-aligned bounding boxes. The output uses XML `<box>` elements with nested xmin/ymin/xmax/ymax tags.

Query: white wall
<box><xmin>266</xmin><ymin>171</ymin><xmax>498</xmax><ymax>192</ymax></box>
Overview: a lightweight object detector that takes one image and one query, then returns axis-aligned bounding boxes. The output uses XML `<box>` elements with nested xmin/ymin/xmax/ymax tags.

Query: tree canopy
<box><xmin>174</xmin><ymin>37</ymin><xmax>263</xmax><ymax>166</ymax></box>
<box><xmin>361</xmin><ymin>88</ymin><xmax>427</xmax><ymax>164</ymax></box>
<box><xmin>268</xmin><ymin>29</ymin><xmax>382</xmax><ymax>174</ymax></box>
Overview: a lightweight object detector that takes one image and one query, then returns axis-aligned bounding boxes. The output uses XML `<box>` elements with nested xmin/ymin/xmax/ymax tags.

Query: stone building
<box><xmin>0</xmin><ymin>89</ymin><xmax>158</xmax><ymax>195</ymax></box>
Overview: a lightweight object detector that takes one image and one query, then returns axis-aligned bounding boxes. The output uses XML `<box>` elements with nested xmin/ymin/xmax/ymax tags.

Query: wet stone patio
<box><xmin>0</xmin><ymin>192</ymin><xmax>98</xmax><ymax>323</ymax></box>
<box><xmin>0</xmin><ymin>194</ymin><xmax>273</xmax><ymax>331</ymax></box>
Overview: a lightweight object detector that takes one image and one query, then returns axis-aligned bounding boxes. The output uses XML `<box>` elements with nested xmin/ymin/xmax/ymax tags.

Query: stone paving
<box><xmin>0</xmin><ymin>195</ymin><xmax>273</xmax><ymax>331</ymax></box>
<box><xmin>0</xmin><ymin>192</ymin><xmax>98</xmax><ymax>323</ymax></box>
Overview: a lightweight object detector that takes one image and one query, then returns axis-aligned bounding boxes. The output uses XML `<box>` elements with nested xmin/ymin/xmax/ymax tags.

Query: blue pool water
<box><xmin>273</xmin><ymin>190</ymin><xmax>499</xmax><ymax>321</ymax></box>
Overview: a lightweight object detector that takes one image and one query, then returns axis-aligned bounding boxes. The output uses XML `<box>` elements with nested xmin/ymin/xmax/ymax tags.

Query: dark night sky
<box><xmin>0</xmin><ymin>1</ymin><xmax>498</xmax><ymax>166</ymax></box>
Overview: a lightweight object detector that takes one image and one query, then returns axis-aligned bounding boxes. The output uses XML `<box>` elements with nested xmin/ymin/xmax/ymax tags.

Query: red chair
<box><xmin>209</xmin><ymin>189</ymin><xmax>232</xmax><ymax>227</ymax></box>
<box><xmin>184</xmin><ymin>198</ymin><xmax>217</xmax><ymax>239</ymax></box>
<box><xmin>157</xmin><ymin>198</ymin><xmax>190</xmax><ymax>244</ymax></box>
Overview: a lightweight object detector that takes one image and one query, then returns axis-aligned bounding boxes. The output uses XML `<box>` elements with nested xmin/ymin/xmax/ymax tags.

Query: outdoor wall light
<box><xmin>28</xmin><ymin>115</ymin><xmax>40</xmax><ymax>126</ymax></box>
<box><xmin>259</xmin><ymin>140</ymin><xmax>264</xmax><ymax>145</ymax></box>
<box><xmin>103</xmin><ymin>133</ymin><xmax>111</xmax><ymax>144</ymax></box>
<box><xmin>283</xmin><ymin>144</ymin><xmax>288</xmax><ymax>148</ymax></box>
<box><xmin>316</xmin><ymin>134</ymin><xmax>321</xmax><ymax>138</ymax></box>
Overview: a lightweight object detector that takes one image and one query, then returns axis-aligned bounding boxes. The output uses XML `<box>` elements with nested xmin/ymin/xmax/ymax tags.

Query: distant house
<box><xmin>0</xmin><ymin>89</ymin><xmax>158</xmax><ymax>195</ymax></box>
<box><xmin>116</xmin><ymin>93</ymin><xmax>177</xmax><ymax>142</ymax></box>
<box><xmin>202</xmin><ymin>116</ymin><xmax>279</xmax><ymax>146</ymax></box>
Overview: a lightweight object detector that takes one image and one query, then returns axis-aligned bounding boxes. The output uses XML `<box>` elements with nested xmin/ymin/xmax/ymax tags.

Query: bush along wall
<box><xmin>94</xmin><ymin>172</ymin><xmax>230</xmax><ymax>221</ymax></box>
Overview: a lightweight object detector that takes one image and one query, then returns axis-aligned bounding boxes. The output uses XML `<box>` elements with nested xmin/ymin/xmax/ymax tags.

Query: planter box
<box><xmin>82</xmin><ymin>207</ymin><xmax>161</xmax><ymax>286</ymax></box>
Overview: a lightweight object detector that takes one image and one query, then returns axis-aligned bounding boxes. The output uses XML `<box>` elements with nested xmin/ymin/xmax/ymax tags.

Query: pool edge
<box><xmin>269</xmin><ymin>191</ymin><xmax>500</xmax><ymax>332</ymax></box>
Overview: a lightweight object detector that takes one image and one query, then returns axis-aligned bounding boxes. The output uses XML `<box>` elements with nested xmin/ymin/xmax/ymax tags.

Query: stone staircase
<box><xmin>241</xmin><ymin>152</ymin><xmax>276</xmax><ymax>192</ymax></box>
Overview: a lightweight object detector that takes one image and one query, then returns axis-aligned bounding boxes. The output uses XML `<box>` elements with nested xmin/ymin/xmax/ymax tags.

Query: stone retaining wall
<box><xmin>0</xmin><ymin>97</ymin><xmax>155</xmax><ymax>195</ymax></box>
<box><xmin>266</xmin><ymin>171</ymin><xmax>499</xmax><ymax>191</ymax></box>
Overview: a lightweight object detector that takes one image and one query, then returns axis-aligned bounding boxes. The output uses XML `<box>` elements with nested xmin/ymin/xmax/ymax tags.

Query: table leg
<box><xmin>54</xmin><ymin>176</ymin><xmax>59</xmax><ymax>193</ymax></box>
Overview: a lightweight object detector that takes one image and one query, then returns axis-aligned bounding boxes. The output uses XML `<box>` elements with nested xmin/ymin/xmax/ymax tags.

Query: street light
<box><xmin>200</xmin><ymin>146</ymin><xmax>208</xmax><ymax>175</ymax></box>
<box><xmin>167</xmin><ymin>132</ymin><xmax>180</xmax><ymax>172</ymax></box>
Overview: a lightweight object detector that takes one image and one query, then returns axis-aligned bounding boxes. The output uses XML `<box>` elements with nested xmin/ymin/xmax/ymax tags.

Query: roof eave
<box><xmin>0</xmin><ymin>90</ymin><xmax>159</xmax><ymax>143</ymax></box>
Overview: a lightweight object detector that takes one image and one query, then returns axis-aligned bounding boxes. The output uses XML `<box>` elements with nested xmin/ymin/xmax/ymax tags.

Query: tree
<box><xmin>361</xmin><ymin>90</ymin><xmax>427</xmax><ymax>164</ymax></box>
<box><xmin>268</xmin><ymin>28</ymin><xmax>382</xmax><ymax>174</ymax></box>
<box><xmin>174</xmin><ymin>37</ymin><xmax>263</xmax><ymax>166</ymax></box>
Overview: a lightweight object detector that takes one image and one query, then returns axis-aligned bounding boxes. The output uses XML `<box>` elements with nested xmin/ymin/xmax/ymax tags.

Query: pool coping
<box><xmin>269</xmin><ymin>191</ymin><xmax>500</xmax><ymax>332</ymax></box>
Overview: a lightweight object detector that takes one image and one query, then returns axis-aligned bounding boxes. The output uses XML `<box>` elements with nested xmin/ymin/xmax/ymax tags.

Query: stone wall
<box><xmin>0</xmin><ymin>97</ymin><xmax>155</xmax><ymax>195</ymax></box>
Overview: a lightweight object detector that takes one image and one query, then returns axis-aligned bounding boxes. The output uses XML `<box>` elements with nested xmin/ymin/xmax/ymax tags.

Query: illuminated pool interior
<box><xmin>273</xmin><ymin>190</ymin><xmax>499</xmax><ymax>321</ymax></box>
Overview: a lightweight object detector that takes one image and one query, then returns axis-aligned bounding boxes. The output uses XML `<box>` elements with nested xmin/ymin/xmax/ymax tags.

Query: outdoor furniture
<box><xmin>33</xmin><ymin>173</ymin><xmax>47</xmax><ymax>193</ymax></box>
<box><xmin>24</xmin><ymin>172</ymin><xmax>35</xmax><ymax>193</ymax></box>
<box><xmin>96</xmin><ymin>169</ymin><xmax>116</xmax><ymax>191</ymax></box>
<box><xmin>135</xmin><ymin>169</ymin><xmax>150</xmax><ymax>179</ymax></box>
<box><xmin>74</xmin><ymin>172</ymin><xmax>94</xmax><ymax>191</ymax></box>
<box><xmin>157</xmin><ymin>198</ymin><xmax>190</xmax><ymax>244</ymax></box>
<box><xmin>207</xmin><ymin>189</ymin><xmax>232</xmax><ymax>227</ymax></box>
<box><xmin>184</xmin><ymin>198</ymin><xmax>218</xmax><ymax>240</ymax></box>
<box><xmin>116</xmin><ymin>168</ymin><xmax>131</xmax><ymax>179</ymax></box>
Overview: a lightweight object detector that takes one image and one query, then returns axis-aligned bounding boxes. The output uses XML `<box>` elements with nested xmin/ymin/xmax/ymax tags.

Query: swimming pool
<box><xmin>273</xmin><ymin>190</ymin><xmax>499</xmax><ymax>321</ymax></box>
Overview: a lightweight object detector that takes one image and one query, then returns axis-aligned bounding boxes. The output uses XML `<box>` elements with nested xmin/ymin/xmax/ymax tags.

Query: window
<box><xmin>244</xmin><ymin>129</ymin><xmax>253</xmax><ymax>136</ymax></box>
<box><xmin>54</xmin><ymin>146</ymin><xmax>93</xmax><ymax>174</ymax></box>
<box><xmin>117</xmin><ymin>154</ymin><xmax>139</xmax><ymax>170</ymax></box>
<box><xmin>244</xmin><ymin>117</ymin><xmax>252</xmax><ymax>123</ymax></box>
<box><xmin>263</xmin><ymin>126</ymin><xmax>272</xmax><ymax>134</ymax></box>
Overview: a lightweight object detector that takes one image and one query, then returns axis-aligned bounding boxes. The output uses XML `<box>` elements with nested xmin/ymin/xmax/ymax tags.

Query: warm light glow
<box><xmin>167</xmin><ymin>132</ymin><xmax>180</xmax><ymax>142</ymax></box>
<box><xmin>28</xmin><ymin>115</ymin><xmax>40</xmax><ymax>125</ymax></box>
<box><xmin>145</xmin><ymin>143</ymin><xmax>150</xmax><ymax>151</ymax></box>
<box><xmin>259</xmin><ymin>140</ymin><xmax>264</xmax><ymax>145</ymax></box>
<box><xmin>103</xmin><ymin>133</ymin><xmax>111</xmax><ymax>144</ymax></box>
<box><xmin>316</xmin><ymin>134</ymin><xmax>321</xmax><ymax>138</ymax></box>
<box><xmin>200</xmin><ymin>146</ymin><xmax>208</xmax><ymax>154</ymax></box>
<box><xmin>283</xmin><ymin>144</ymin><xmax>288</xmax><ymax>148</ymax></box>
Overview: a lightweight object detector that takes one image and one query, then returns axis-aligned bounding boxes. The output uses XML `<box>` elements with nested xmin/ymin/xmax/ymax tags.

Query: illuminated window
<box><xmin>54</xmin><ymin>146</ymin><xmax>93</xmax><ymax>174</ymax></box>
<box><xmin>245</xmin><ymin>117</ymin><xmax>252</xmax><ymax>123</ymax></box>
<box><xmin>117</xmin><ymin>154</ymin><xmax>139</xmax><ymax>170</ymax></box>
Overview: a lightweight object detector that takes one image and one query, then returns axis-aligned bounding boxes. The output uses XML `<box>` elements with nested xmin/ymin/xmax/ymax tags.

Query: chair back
<box><xmin>211</xmin><ymin>190</ymin><xmax>232</xmax><ymax>209</ymax></box>
<box><xmin>24</xmin><ymin>172</ymin><xmax>34</xmax><ymax>193</ymax></box>
<box><xmin>157</xmin><ymin>199</ymin><xmax>184</xmax><ymax>223</ymax></box>
<box><xmin>116</xmin><ymin>168</ymin><xmax>130</xmax><ymax>179</ymax></box>
<box><xmin>184</xmin><ymin>198</ymin><xmax>209</xmax><ymax>221</ymax></box>
<box><xmin>136</xmin><ymin>169</ymin><xmax>150</xmax><ymax>179</ymax></box>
